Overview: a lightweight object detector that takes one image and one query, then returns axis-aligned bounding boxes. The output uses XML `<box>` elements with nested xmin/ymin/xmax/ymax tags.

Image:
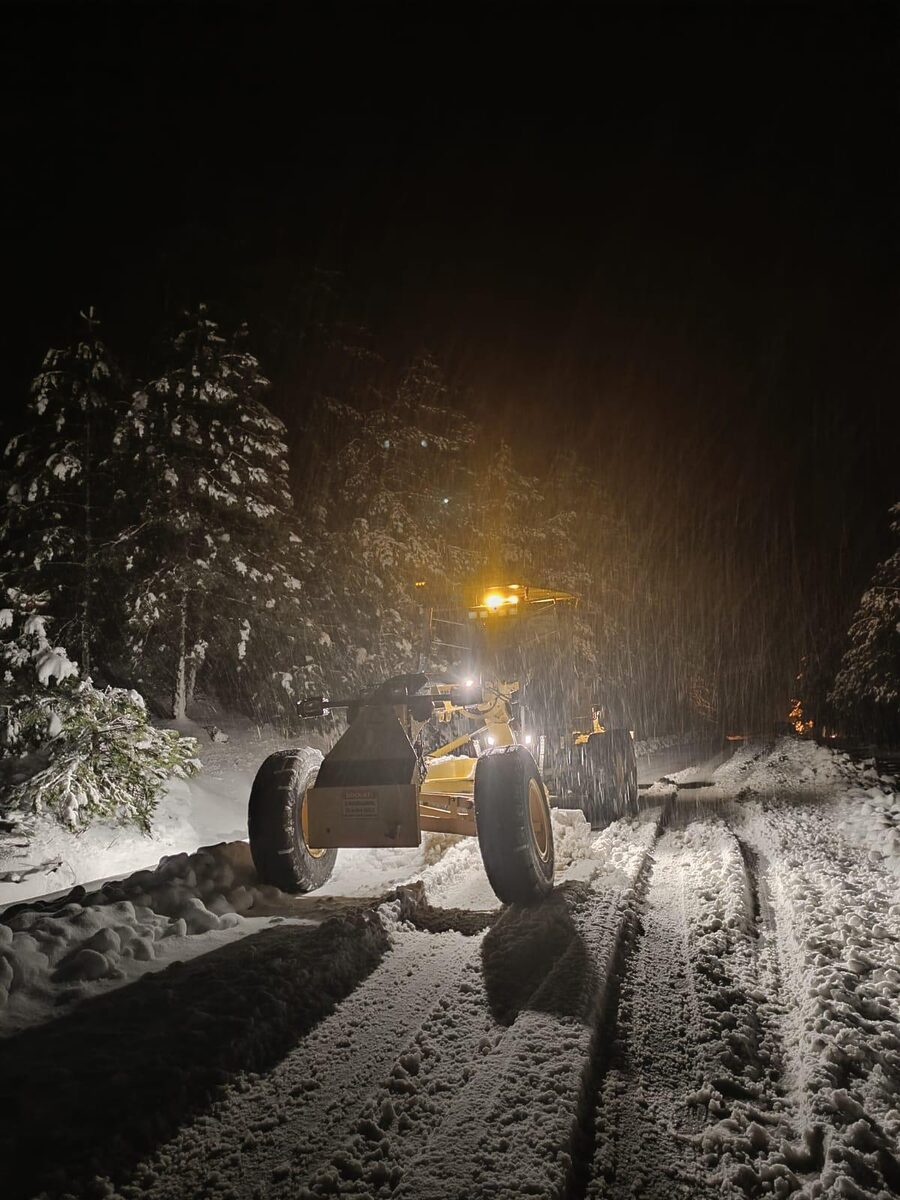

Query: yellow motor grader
<box><xmin>248</xmin><ymin>583</ymin><xmax>638</xmax><ymax>904</ymax></box>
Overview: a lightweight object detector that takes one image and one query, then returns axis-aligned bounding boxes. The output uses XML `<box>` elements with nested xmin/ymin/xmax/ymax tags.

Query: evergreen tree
<box><xmin>829</xmin><ymin>502</ymin><xmax>900</xmax><ymax>739</ymax></box>
<box><xmin>470</xmin><ymin>444</ymin><xmax>604</xmax><ymax>731</ymax></box>
<box><xmin>1</xmin><ymin>310</ymin><xmax>124</xmax><ymax>672</ymax></box>
<box><xmin>112</xmin><ymin>307</ymin><xmax>307</xmax><ymax>720</ymax></box>
<box><xmin>301</xmin><ymin>352</ymin><xmax>477</xmax><ymax>692</ymax></box>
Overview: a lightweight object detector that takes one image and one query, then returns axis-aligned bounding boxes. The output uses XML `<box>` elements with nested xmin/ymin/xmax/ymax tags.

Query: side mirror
<box><xmin>450</xmin><ymin>683</ymin><xmax>483</xmax><ymax>707</ymax></box>
<box><xmin>298</xmin><ymin>696</ymin><xmax>329</xmax><ymax>719</ymax></box>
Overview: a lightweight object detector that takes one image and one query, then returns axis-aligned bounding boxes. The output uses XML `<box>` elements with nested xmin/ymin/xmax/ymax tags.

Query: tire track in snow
<box><xmin>585</xmin><ymin>812</ymin><xmax>812</xmax><ymax>1199</ymax></box>
<box><xmin>285</xmin><ymin>812</ymin><xmax>664</xmax><ymax>1200</ymax></box>
<box><xmin>122</xmin><ymin>879</ymin><xmax>658</xmax><ymax>1200</ymax></box>
<box><xmin>93</xmin><ymin>807</ymin><xmax>666</xmax><ymax>1200</ymax></box>
<box><xmin>585</xmin><ymin>824</ymin><xmax>723</xmax><ymax>1198</ymax></box>
<box><xmin>737</xmin><ymin>796</ymin><xmax>900</xmax><ymax>1198</ymax></box>
<box><xmin>394</xmin><ymin>886</ymin><xmax>643</xmax><ymax>1200</ymax></box>
<box><xmin>121</xmin><ymin>930</ymin><xmax>482</xmax><ymax>1199</ymax></box>
<box><xmin>383</xmin><ymin>811</ymin><xmax>665</xmax><ymax>1200</ymax></box>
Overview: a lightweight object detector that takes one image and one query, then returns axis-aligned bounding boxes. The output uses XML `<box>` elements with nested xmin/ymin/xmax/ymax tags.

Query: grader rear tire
<box><xmin>248</xmin><ymin>750</ymin><xmax>337</xmax><ymax>893</ymax></box>
<box><xmin>614</xmin><ymin>730</ymin><xmax>640</xmax><ymax>816</ymax></box>
<box><xmin>582</xmin><ymin>731</ymin><xmax>639</xmax><ymax>829</ymax></box>
<box><xmin>474</xmin><ymin>746</ymin><xmax>554</xmax><ymax>905</ymax></box>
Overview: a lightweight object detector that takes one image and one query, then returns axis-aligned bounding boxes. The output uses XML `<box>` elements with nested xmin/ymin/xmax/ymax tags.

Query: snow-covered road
<box><xmin>2</xmin><ymin>739</ymin><xmax>899</xmax><ymax>1200</ymax></box>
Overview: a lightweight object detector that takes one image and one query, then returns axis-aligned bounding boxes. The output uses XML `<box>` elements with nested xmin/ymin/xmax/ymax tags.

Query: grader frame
<box><xmin>249</xmin><ymin>582</ymin><xmax>637</xmax><ymax>904</ymax></box>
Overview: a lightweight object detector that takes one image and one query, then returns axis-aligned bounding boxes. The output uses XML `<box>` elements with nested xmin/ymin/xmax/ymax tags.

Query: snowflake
<box><xmin>237</xmin><ymin>619</ymin><xmax>251</xmax><ymax>660</ymax></box>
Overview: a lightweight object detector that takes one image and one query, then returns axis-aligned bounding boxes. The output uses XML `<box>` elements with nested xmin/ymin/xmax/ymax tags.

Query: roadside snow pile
<box><xmin>0</xmin><ymin>839</ymin><xmax>295</xmax><ymax>1035</ymax></box>
<box><xmin>713</xmin><ymin>737</ymin><xmax>900</xmax><ymax>880</ymax></box>
<box><xmin>550</xmin><ymin>807</ymin><xmax>597</xmax><ymax>868</ymax></box>
<box><xmin>839</xmin><ymin>780</ymin><xmax>900</xmax><ymax>878</ymax></box>
<box><xmin>634</xmin><ymin>730</ymin><xmax>704</xmax><ymax>757</ymax></box>
<box><xmin>558</xmin><ymin>806</ymin><xmax>662</xmax><ymax>887</ymax></box>
<box><xmin>714</xmin><ymin>736</ymin><xmax>854</xmax><ymax>796</ymax></box>
<box><xmin>1</xmin><ymin>910</ymin><xmax>391</xmax><ymax>1200</ymax></box>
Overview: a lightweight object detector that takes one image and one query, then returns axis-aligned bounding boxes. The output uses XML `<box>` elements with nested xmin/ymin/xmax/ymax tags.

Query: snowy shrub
<box><xmin>0</xmin><ymin>604</ymin><xmax>198</xmax><ymax>832</ymax></box>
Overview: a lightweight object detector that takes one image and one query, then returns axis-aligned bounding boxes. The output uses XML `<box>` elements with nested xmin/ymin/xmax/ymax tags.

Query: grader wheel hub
<box><xmin>300</xmin><ymin>791</ymin><xmax>328</xmax><ymax>859</ymax></box>
<box><xmin>528</xmin><ymin>776</ymin><xmax>551</xmax><ymax>862</ymax></box>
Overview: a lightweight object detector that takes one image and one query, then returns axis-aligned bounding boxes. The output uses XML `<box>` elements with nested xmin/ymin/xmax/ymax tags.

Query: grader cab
<box><xmin>248</xmin><ymin>583</ymin><xmax>638</xmax><ymax>904</ymax></box>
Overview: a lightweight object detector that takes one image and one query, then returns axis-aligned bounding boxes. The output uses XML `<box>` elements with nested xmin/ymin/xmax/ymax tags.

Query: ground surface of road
<box><xmin>2</xmin><ymin>739</ymin><xmax>899</xmax><ymax>1200</ymax></box>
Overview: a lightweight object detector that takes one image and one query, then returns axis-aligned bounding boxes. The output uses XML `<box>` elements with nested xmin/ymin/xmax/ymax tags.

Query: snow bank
<box><xmin>633</xmin><ymin>730</ymin><xmax>705</xmax><ymax>757</ymax></box>
<box><xmin>838</xmin><ymin>781</ymin><xmax>900</xmax><ymax>878</ymax></box>
<box><xmin>2</xmin><ymin>908</ymin><xmax>391</xmax><ymax>1200</ymax></box>
<box><xmin>713</xmin><ymin>736</ymin><xmax>900</xmax><ymax>880</ymax></box>
<box><xmin>713</xmin><ymin>735</ymin><xmax>853</xmax><ymax>795</ymax></box>
<box><xmin>0</xmin><ymin>835</ymin><xmax>303</xmax><ymax>1035</ymax></box>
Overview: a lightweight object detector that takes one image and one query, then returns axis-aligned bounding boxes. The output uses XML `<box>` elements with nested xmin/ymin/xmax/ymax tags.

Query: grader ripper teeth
<box><xmin>248</xmin><ymin>583</ymin><xmax>639</xmax><ymax>905</ymax></box>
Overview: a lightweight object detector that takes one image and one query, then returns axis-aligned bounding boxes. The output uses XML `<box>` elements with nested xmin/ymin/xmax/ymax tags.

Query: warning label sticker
<box><xmin>343</xmin><ymin>790</ymin><xmax>379</xmax><ymax>818</ymax></box>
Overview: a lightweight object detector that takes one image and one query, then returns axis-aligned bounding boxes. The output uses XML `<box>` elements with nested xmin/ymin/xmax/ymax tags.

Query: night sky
<box><xmin>3</xmin><ymin>2</ymin><xmax>898</xmax><ymax>653</ymax></box>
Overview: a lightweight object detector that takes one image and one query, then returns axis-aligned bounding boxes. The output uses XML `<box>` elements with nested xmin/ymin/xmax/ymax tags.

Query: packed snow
<box><xmin>2</xmin><ymin>734</ymin><xmax>899</xmax><ymax>1200</ymax></box>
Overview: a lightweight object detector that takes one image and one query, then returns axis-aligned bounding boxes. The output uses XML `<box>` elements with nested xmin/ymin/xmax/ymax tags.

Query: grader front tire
<box><xmin>248</xmin><ymin>750</ymin><xmax>337</xmax><ymax>893</ymax></box>
<box><xmin>474</xmin><ymin>746</ymin><xmax>554</xmax><ymax>905</ymax></box>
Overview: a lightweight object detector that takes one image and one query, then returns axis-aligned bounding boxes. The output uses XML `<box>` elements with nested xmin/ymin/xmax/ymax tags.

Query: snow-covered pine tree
<box><xmin>0</xmin><ymin>597</ymin><xmax>198</xmax><ymax>831</ymax></box>
<box><xmin>299</xmin><ymin>352</ymin><xmax>477</xmax><ymax>692</ymax></box>
<box><xmin>467</xmin><ymin>441</ymin><xmax>605</xmax><ymax>733</ymax></box>
<box><xmin>829</xmin><ymin>501</ymin><xmax>900</xmax><ymax>740</ymax></box>
<box><xmin>112</xmin><ymin>307</ymin><xmax>307</xmax><ymax>720</ymax></box>
<box><xmin>336</xmin><ymin>352</ymin><xmax>475</xmax><ymax>586</ymax></box>
<box><xmin>1</xmin><ymin>310</ymin><xmax>124</xmax><ymax>673</ymax></box>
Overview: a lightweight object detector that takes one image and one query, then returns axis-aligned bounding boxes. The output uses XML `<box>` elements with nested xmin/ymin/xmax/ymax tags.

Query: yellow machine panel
<box><xmin>420</xmin><ymin>755</ymin><xmax>477</xmax><ymax>794</ymax></box>
<box><xmin>305</xmin><ymin>783</ymin><xmax>420</xmax><ymax>848</ymax></box>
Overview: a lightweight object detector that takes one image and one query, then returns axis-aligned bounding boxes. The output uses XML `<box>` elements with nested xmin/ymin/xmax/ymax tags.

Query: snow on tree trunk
<box><xmin>172</xmin><ymin>592</ymin><xmax>188</xmax><ymax>721</ymax></box>
<box><xmin>80</xmin><ymin>411</ymin><xmax>93</xmax><ymax>675</ymax></box>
